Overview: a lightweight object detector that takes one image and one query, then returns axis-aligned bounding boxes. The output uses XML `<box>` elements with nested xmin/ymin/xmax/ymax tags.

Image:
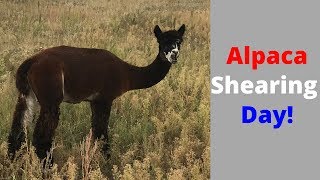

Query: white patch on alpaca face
<box><xmin>164</xmin><ymin>43</ymin><xmax>179</xmax><ymax>63</ymax></box>
<box><xmin>165</xmin><ymin>51</ymin><xmax>174</xmax><ymax>63</ymax></box>
<box><xmin>172</xmin><ymin>43</ymin><xmax>179</xmax><ymax>55</ymax></box>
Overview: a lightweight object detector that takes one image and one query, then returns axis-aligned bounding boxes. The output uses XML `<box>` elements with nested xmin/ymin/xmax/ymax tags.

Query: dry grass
<box><xmin>0</xmin><ymin>0</ymin><xmax>210</xmax><ymax>179</ymax></box>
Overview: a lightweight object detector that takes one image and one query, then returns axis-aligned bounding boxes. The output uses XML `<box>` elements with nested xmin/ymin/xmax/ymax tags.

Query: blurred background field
<box><xmin>0</xmin><ymin>0</ymin><xmax>210</xmax><ymax>179</ymax></box>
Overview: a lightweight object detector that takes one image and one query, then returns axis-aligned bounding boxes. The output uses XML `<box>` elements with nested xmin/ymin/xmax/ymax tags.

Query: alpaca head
<box><xmin>154</xmin><ymin>24</ymin><xmax>186</xmax><ymax>64</ymax></box>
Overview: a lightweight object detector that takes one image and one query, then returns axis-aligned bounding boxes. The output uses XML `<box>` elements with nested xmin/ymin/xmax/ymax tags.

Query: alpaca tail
<box><xmin>16</xmin><ymin>58</ymin><xmax>35</xmax><ymax>95</ymax></box>
<box><xmin>8</xmin><ymin>58</ymin><xmax>36</xmax><ymax>159</ymax></box>
<box><xmin>8</xmin><ymin>95</ymin><xmax>27</xmax><ymax>159</ymax></box>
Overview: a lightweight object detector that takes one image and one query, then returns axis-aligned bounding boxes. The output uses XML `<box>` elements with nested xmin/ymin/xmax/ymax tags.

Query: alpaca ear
<box><xmin>154</xmin><ymin>25</ymin><xmax>162</xmax><ymax>39</ymax></box>
<box><xmin>178</xmin><ymin>24</ymin><xmax>186</xmax><ymax>36</ymax></box>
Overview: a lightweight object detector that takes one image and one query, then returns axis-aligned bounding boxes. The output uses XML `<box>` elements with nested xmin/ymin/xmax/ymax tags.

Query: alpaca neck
<box><xmin>127</xmin><ymin>53</ymin><xmax>172</xmax><ymax>91</ymax></box>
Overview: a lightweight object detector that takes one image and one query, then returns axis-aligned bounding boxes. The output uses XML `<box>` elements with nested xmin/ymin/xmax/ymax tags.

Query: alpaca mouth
<box><xmin>171</xmin><ymin>54</ymin><xmax>178</xmax><ymax>64</ymax></box>
<box><xmin>171</xmin><ymin>59</ymin><xmax>177</xmax><ymax>64</ymax></box>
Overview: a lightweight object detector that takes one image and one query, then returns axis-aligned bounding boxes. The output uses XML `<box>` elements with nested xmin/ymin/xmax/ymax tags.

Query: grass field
<box><xmin>0</xmin><ymin>0</ymin><xmax>210</xmax><ymax>179</ymax></box>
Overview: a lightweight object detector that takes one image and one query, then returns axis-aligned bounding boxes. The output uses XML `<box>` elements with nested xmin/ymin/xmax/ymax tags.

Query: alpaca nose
<box><xmin>172</xmin><ymin>49</ymin><xmax>179</xmax><ymax>57</ymax></box>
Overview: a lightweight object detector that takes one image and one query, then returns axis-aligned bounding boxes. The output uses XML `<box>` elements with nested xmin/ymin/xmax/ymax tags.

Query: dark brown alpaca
<box><xmin>8</xmin><ymin>24</ymin><xmax>186</xmax><ymax>160</ymax></box>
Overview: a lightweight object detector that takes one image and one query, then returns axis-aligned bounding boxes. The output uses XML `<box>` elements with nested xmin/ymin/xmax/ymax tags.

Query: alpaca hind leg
<box><xmin>32</xmin><ymin>106</ymin><xmax>60</xmax><ymax>160</ymax></box>
<box><xmin>8</xmin><ymin>94</ymin><xmax>35</xmax><ymax>159</ymax></box>
<box><xmin>90</xmin><ymin>101</ymin><xmax>112</xmax><ymax>156</ymax></box>
<box><xmin>28</xmin><ymin>62</ymin><xmax>63</xmax><ymax>160</ymax></box>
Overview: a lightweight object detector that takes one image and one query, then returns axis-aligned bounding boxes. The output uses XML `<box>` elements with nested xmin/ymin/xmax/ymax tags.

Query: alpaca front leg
<box><xmin>32</xmin><ymin>106</ymin><xmax>60</xmax><ymax>160</ymax></box>
<box><xmin>90</xmin><ymin>101</ymin><xmax>112</xmax><ymax>156</ymax></box>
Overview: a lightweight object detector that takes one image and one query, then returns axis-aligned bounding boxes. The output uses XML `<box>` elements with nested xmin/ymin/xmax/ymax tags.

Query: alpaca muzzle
<box><xmin>171</xmin><ymin>52</ymin><xmax>179</xmax><ymax>64</ymax></box>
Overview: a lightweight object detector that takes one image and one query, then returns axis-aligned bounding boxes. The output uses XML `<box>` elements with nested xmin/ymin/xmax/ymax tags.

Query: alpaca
<box><xmin>7</xmin><ymin>24</ymin><xmax>185</xmax><ymax>160</ymax></box>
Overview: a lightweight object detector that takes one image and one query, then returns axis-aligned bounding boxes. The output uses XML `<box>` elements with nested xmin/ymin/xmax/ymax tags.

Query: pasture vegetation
<box><xmin>0</xmin><ymin>0</ymin><xmax>210</xmax><ymax>179</ymax></box>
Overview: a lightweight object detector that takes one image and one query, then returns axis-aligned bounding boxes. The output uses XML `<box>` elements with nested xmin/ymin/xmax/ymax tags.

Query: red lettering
<box><xmin>252</xmin><ymin>50</ymin><xmax>265</xmax><ymax>70</ymax></box>
<box><xmin>267</xmin><ymin>51</ymin><xmax>279</xmax><ymax>64</ymax></box>
<box><xmin>282</xmin><ymin>51</ymin><xmax>292</xmax><ymax>64</ymax></box>
<box><xmin>294</xmin><ymin>51</ymin><xmax>307</xmax><ymax>64</ymax></box>
<box><xmin>226</xmin><ymin>47</ymin><xmax>243</xmax><ymax>64</ymax></box>
<box><xmin>245</xmin><ymin>46</ymin><xmax>250</xmax><ymax>64</ymax></box>
<box><xmin>225</xmin><ymin>46</ymin><xmax>307</xmax><ymax>70</ymax></box>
